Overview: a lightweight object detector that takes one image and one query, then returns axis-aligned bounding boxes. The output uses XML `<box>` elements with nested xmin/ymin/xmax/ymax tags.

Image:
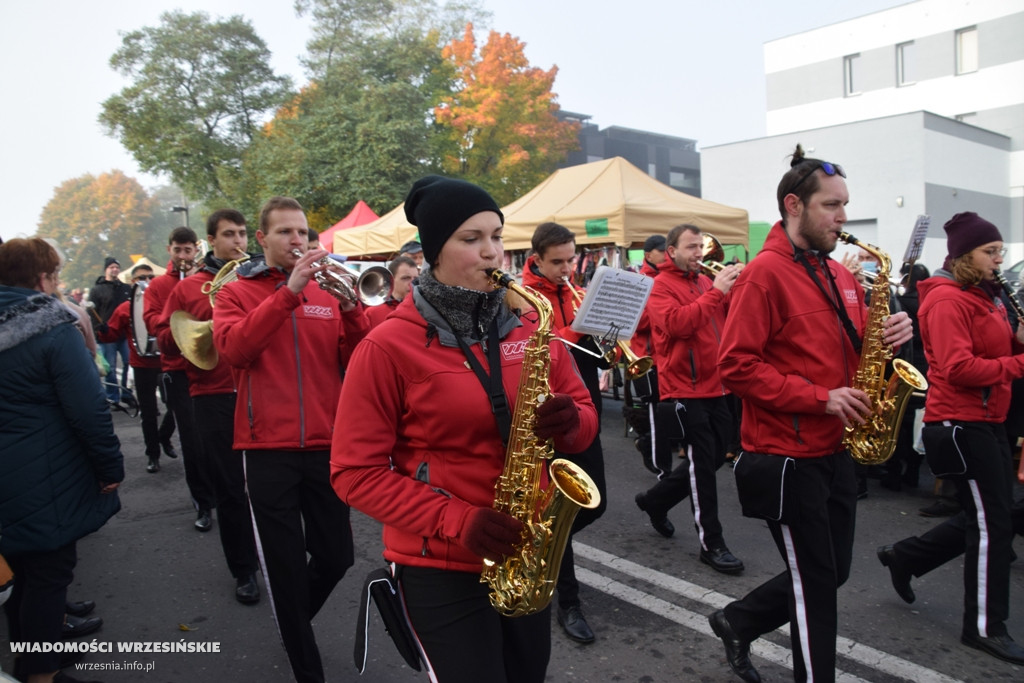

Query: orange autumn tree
<box><xmin>435</xmin><ymin>24</ymin><xmax>579</xmax><ymax>205</ymax></box>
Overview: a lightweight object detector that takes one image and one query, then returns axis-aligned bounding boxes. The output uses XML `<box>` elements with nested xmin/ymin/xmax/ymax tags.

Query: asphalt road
<box><xmin>3</xmin><ymin>395</ymin><xmax>1022</xmax><ymax>683</ymax></box>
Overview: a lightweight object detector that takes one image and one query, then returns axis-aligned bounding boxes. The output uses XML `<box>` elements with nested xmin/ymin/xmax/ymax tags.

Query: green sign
<box><xmin>585</xmin><ymin>218</ymin><xmax>609</xmax><ymax>238</ymax></box>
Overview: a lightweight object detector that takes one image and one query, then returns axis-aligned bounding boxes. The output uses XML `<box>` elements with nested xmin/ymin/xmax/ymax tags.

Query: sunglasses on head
<box><xmin>789</xmin><ymin>161</ymin><xmax>846</xmax><ymax>195</ymax></box>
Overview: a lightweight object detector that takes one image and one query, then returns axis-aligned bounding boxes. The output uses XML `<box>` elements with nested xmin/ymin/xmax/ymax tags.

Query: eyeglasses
<box><xmin>788</xmin><ymin>161</ymin><xmax>846</xmax><ymax>195</ymax></box>
<box><xmin>978</xmin><ymin>246</ymin><xmax>1007</xmax><ymax>258</ymax></box>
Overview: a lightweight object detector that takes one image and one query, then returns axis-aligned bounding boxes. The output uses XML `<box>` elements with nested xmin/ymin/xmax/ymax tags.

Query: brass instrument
<box><xmin>562</xmin><ymin>276</ymin><xmax>653</xmax><ymax>379</ymax></box>
<box><xmin>482</xmin><ymin>268</ymin><xmax>600</xmax><ymax>617</ymax></box>
<box><xmin>700</xmin><ymin>233</ymin><xmax>727</xmax><ymax>275</ymax></box>
<box><xmin>290</xmin><ymin>249</ymin><xmax>393</xmax><ymax>306</ymax></box>
<box><xmin>170</xmin><ymin>250</ymin><xmax>249</xmax><ymax>371</ymax></box>
<box><xmin>995</xmin><ymin>270</ymin><xmax>1024</xmax><ymax>323</ymax></box>
<box><xmin>839</xmin><ymin>232</ymin><xmax>929</xmax><ymax>465</ymax></box>
<box><xmin>201</xmin><ymin>250</ymin><xmax>251</xmax><ymax>307</ymax></box>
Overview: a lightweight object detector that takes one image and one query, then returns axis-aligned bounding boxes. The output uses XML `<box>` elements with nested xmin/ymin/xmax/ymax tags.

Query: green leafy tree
<box><xmin>434</xmin><ymin>24</ymin><xmax>579</xmax><ymax>205</ymax></box>
<box><xmin>99</xmin><ymin>10</ymin><xmax>292</xmax><ymax>202</ymax></box>
<box><xmin>237</xmin><ymin>1</ymin><xmax>481</xmax><ymax>228</ymax></box>
<box><xmin>36</xmin><ymin>171</ymin><xmax>159</xmax><ymax>290</ymax></box>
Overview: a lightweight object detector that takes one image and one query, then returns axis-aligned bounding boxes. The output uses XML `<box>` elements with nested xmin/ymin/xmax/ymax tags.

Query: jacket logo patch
<box><xmin>844</xmin><ymin>288</ymin><xmax>860</xmax><ymax>304</ymax></box>
<box><xmin>501</xmin><ymin>340</ymin><xmax>528</xmax><ymax>360</ymax></box>
<box><xmin>303</xmin><ymin>305</ymin><xmax>335</xmax><ymax>319</ymax></box>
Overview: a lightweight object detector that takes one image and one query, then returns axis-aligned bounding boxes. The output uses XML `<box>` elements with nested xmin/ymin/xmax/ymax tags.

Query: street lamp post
<box><xmin>171</xmin><ymin>205</ymin><xmax>189</xmax><ymax>228</ymax></box>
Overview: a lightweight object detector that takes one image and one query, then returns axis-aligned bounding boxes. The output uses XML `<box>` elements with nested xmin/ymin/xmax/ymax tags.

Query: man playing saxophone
<box><xmin>212</xmin><ymin>196</ymin><xmax>370</xmax><ymax>683</ymax></box>
<box><xmin>709</xmin><ymin>145</ymin><xmax>912</xmax><ymax>683</ymax></box>
<box><xmin>155</xmin><ymin>209</ymin><xmax>260</xmax><ymax>605</ymax></box>
<box><xmin>331</xmin><ymin>176</ymin><xmax>597</xmax><ymax>683</ymax></box>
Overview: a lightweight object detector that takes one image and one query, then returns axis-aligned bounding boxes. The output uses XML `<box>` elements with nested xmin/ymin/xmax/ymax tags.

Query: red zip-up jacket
<box><xmin>718</xmin><ymin>222</ymin><xmax>867</xmax><ymax>458</ymax></box>
<box><xmin>142</xmin><ymin>261</ymin><xmax>190</xmax><ymax>374</ymax></box>
<box><xmin>919</xmin><ymin>274</ymin><xmax>1024</xmax><ymax>423</ymax></box>
<box><xmin>156</xmin><ymin>263</ymin><xmax>234</xmax><ymax>397</ymax></box>
<box><xmin>96</xmin><ymin>300</ymin><xmax>161</xmax><ymax>370</ymax></box>
<box><xmin>520</xmin><ymin>254</ymin><xmax>587</xmax><ymax>344</ymax></box>
<box><xmin>365</xmin><ymin>297</ymin><xmax>400</xmax><ymax>329</ymax></box>
<box><xmin>212</xmin><ymin>261</ymin><xmax>370</xmax><ymax>451</ymax></box>
<box><xmin>649</xmin><ymin>259</ymin><xmax>728</xmax><ymax>399</ymax></box>
<box><xmin>331</xmin><ymin>293</ymin><xmax>598</xmax><ymax>572</ymax></box>
<box><xmin>629</xmin><ymin>260</ymin><xmax>659</xmax><ymax>358</ymax></box>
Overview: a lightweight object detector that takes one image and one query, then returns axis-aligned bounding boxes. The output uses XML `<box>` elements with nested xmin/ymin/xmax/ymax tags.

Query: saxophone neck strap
<box><xmin>455</xmin><ymin>318</ymin><xmax>512</xmax><ymax>447</ymax></box>
<box><xmin>795</xmin><ymin>250</ymin><xmax>862</xmax><ymax>354</ymax></box>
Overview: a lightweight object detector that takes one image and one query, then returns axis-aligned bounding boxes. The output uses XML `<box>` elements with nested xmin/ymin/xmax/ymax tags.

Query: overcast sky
<box><xmin>0</xmin><ymin>0</ymin><xmax>909</xmax><ymax>244</ymax></box>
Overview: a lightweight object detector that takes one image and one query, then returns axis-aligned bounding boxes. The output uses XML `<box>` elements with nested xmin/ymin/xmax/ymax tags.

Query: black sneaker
<box><xmin>919</xmin><ymin>499</ymin><xmax>960</xmax><ymax>517</ymax></box>
<box><xmin>194</xmin><ymin>509</ymin><xmax>212</xmax><ymax>532</ymax></box>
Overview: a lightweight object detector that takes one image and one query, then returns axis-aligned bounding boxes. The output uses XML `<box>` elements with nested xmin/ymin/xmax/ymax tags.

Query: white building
<box><xmin>703</xmin><ymin>0</ymin><xmax>1023</xmax><ymax>269</ymax></box>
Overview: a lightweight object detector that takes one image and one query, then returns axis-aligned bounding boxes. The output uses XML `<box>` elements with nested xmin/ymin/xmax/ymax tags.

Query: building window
<box><xmin>956</xmin><ymin>27</ymin><xmax>978</xmax><ymax>75</ymax></box>
<box><xmin>897</xmin><ymin>42</ymin><xmax>915</xmax><ymax>86</ymax></box>
<box><xmin>844</xmin><ymin>54</ymin><xmax>861</xmax><ymax>96</ymax></box>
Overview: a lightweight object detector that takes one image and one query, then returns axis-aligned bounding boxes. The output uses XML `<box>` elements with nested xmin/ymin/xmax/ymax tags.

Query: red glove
<box><xmin>459</xmin><ymin>507</ymin><xmax>524</xmax><ymax>561</ymax></box>
<box><xmin>533</xmin><ymin>393</ymin><xmax>580</xmax><ymax>441</ymax></box>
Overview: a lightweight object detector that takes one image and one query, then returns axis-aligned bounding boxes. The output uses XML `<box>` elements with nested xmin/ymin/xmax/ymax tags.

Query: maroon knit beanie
<box><xmin>944</xmin><ymin>212</ymin><xmax>1002</xmax><ymax>261</ymax></box>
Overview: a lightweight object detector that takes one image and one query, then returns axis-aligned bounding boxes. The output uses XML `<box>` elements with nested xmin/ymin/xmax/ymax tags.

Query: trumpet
<box><xmin>290</xmin><ymin>249</ymin><xmax>393</xmax><ymax>306</ymax></box>
<box><xmin>700</xmin><ymin>233</ymin><xmax>727</xmax><ymax>275</ymax></box>
<box><xmin>562</xmin><ymin>276</ymin><xmax>653</xmax><ymax>379</ymax></box>
<box><xmin>175</xmin><ymin>257</ymin><xmax>198</xmax><ymax>279</ymax></box>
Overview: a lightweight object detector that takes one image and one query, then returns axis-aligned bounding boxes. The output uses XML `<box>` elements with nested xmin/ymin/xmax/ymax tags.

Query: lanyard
<box><xmin>795</xmin><ymin>250</ymin><xmax>862</xmax><ymax>354</ymax></box>
<box><xmin>454</xmin><ymin>318</ymin><xmax>512</xmax><ymax>447</ymax></box>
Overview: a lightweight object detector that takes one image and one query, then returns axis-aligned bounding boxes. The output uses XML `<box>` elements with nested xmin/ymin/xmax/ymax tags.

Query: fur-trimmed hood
<box><xmin>0</xmin><ymin>287</ymin><xmax>77</xmax><ymax>354</ymax></box>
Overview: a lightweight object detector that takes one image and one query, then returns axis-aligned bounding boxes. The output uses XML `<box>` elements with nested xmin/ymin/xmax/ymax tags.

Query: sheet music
<box><xmin>569</xmin><ymin>265</ymin><xmax>654</xmax><ymax>340</ymax></box>
<box><xmin>902</xmin><ymin>215</ymin><xmax>930</xmax><ymax>264</ymax></box>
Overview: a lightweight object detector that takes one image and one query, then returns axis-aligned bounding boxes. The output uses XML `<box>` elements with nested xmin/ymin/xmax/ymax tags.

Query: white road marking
<box><xmin>575</xmin><ymin>542</ymin><xmax>964</xmax><ymax>683</ymax></box>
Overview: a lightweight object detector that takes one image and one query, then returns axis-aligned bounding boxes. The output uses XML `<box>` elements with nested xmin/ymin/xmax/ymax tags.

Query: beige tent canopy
<box><xmin>334</xmin><ymin>156</ymin><xmax>749</xmax><ymax>258</ymax></box>
<box><xmin>117</xmin><ymin>256</ymin><xmax>168</xmax><ymax>283</ymax></box>
<box><xmin>500</xmin><ymin>157</ymin><xmax>748</xmax><ymax>251</ymax></box>
<box><xmin>333</xmin><ymin>203</ymin><xmax>418</xmax><ymax>259</ymax></box>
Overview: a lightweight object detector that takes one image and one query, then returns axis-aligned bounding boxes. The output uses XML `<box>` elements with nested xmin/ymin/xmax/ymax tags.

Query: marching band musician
<box><xmin>142</xmin><ymin>227</ymin><xmax>212</xmax><ymax>530</ymax></box>
<box><xmin>365</xmin><ymin>255</ymin><xmax>418</xmax><ymax>329</ymax></box>
<box><xmin>709</xmin><ymin>146</ymin><xmax>912</xmax><ymax>683</ymax></box>
<box><xmin>520</xmin><ymin>221</ymin><xmax>609</xmax><ymax>645</ymax></box>
<box><xmin>212</xmin><ymin>196</ymin><xmax>369</xmax><ymax>683</ymax></box>
<box><xmin>154</xmin><ymin>209</ymin><xmax>260</xmax><ymax>606</ymax></box>
<box><xmin>331</xmin><ymin>176</ymin><xmax>597</xmax><ymax>683</ymax></box>
<box><xmin>877</xmin><ymin>212</ymin><xmax>1024</xmax><ymax>665</ymax></box>
<box><xmin>96</xmin><ymin>263</ymin><xmax>176</xmax><ymax>474</ymax></box>
<box><xmin>623</xmin><ymin>235</ymin><xmax>665</xmax><ymax>475</ymax></box>
<box><xmin>634</xmin><ymin>223</ymin><xmax>745</xmax><ymax>574</ymax></box>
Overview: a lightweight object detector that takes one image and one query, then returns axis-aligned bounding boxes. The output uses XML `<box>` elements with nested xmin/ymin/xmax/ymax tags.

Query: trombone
<box><xmin>562</xmin><ymin>276</ymin><xmax>653</xmax><ymax>379</ymax></box>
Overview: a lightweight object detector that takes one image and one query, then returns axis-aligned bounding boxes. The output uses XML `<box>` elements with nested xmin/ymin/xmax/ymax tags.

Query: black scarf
<box><xmin>416</xmin><ymin>268</ymin><xmax>506</xmax><ymax>341</ymax></box>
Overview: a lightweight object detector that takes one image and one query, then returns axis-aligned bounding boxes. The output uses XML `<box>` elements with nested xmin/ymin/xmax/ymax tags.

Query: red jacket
<box><xmin>331</xmin><ymin>293</ymin><xmax>598</xmax><ymax>572</ymax></box>
<box><xmin>719</xmin><ymin>222</ymin><xmax>867</xmax><ymax>458</ymax></box>
<box><xmin>365</xmin><ymin>297</ymin><xmax>401</xmax><ymax>329</ymax></box>
<box><xmin>156</xmin><ymin>264</ymin><xmax>234</xmax><ymax>397</ymax></box>
<box><xmin>212</xmin><ymin>261</ymin><xmax>370</xmax><ymax>451</ymax></box>
<box><xmin>143</xmin><ymin>262</ymin><xmax>190</xmax><ymax>374</ymax></box>
<box><xmin>629</xmin><ymin>260</ymin><xmax>659</xmax><ymax>357</ymax></box>
<box><xmin>96</xmin><ymin>300</ymin><xmax>160</xmax><ymax>370</ymax></box>
<box><xmin>919</xmin><ymin>274</ymin><xmax>1024</xmax><ymax>423</ymax></box>
<box><xmin>649</xmin><ymin>260</ymin><xmax>728</xmax><ymax>399</ymax></box>
<box><xmin>520</xmin><ymin>254</ymin><xmax>587</xmax><ymax>344</ymax></box>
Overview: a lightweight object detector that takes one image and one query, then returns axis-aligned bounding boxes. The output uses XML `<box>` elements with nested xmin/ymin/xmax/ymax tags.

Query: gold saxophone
<box><xmin>839</xmin><ymin>232</ymin><xmax>928</xmax><ymax>465</ymax></box>
<box><xmin>482</xmin><ymin>268</ymin><xmax>601</xmax><ymax>617</ymax></box>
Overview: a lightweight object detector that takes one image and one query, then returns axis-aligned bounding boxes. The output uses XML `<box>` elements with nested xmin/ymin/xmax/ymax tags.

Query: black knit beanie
<box><xmin>404</xmin><ymin>175</ymin><xmax>503</xmax><ymax>265</ymax></box>
<box><xmin>944</xmin><ymin>212</ymin><xmax>1002</xmax><ymax>261</ymax></box>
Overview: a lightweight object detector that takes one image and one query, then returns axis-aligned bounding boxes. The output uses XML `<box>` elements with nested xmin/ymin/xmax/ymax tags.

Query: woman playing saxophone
<box><xmin>330</xmin><ymin>176</ymin><xmax>598</xmax><ymax>683</ymax></box>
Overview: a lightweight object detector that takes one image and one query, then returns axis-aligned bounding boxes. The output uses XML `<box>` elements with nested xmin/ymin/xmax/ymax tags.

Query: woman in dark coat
<box><xmin>0</xmin><ymin>237</ymin><xmax>124</xmax><ymax>681</ymax></box>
